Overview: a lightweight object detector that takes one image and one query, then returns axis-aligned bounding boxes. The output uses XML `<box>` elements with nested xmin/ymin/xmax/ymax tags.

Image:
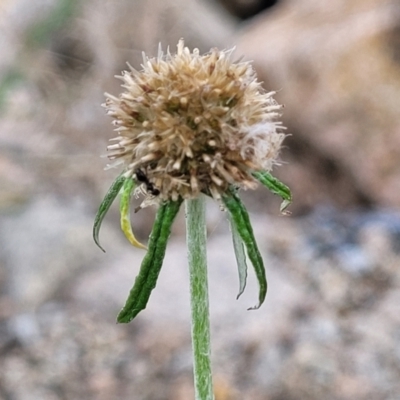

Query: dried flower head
<box><xmin>94</xmin><ymin>39</ymin><xmax>292</xmax><ymax>324</ymax></box>
<box><xmin>104</xmin><ymin>39</ymin><xmax>285</xmax><ymax>205</ymax></box>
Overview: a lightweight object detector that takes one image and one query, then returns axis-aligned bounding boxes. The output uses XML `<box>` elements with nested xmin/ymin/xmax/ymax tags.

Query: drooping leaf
<box><xmin>120</xmin><ymin>178</ymin><xmax>147</xmax><ymax>250</ymax></box>
<box><xmin>252</xmin><ymin>171</ymin><xmax>292</xmax><ymax>214</ymax></box>
<box><xmin>223</xmin><ymin>192</ymin><xmax>267</xmax><ymax>310</ymax></box>
<box><xmin>93</xmin><ymin>174</ymin><xmax>126</xmax><ymax>252</ymax></box>
<box><xmin>228</xmin><ymin>215</ymin><xmax>248</xmax><ymax>299</ymax></box>
<box><xmin>117</xmin><ymin>198</ymin><xmax>183</xmax><ymax>323</ymax></box>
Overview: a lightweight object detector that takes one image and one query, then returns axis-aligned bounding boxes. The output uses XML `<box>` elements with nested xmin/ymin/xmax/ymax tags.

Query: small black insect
<box><xmin>135</xmin><ymin>169</ymin><xmax>160</xmax><ymax>196</ymax></box>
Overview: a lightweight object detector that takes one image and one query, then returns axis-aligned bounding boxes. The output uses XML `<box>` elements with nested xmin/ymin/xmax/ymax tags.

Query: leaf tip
<box><xmin>117</xmin><ymin>307</ymin><xmax>141</xmax><ymax>323</ymax></box>
<box><xmin>93</xmin><ymin>231</ymin><xmax>106</xmax><ymax>253</ymax></box>
<box><xmin>279</xmin><ymin>199</ymin><xmax>292</xmax><ymax>215</ymax></box>
<box><xmin>116</xmin><ymin>311</ymin><xmax>132</xmax><ymax>324</ymax></box>
<box><xmin>236</xmin><ymin>288</ymin><xmax>245</xmax><ymax>300</ymax></box>
<box><xmin>247</xmin><ymin>304</ymin><xmax>261</xmax><ymax>311</ymax></box>
<box><xmin>97</xmin><ymin>244</ymin><xmax>106</xmax><ymax>253</ymax></box>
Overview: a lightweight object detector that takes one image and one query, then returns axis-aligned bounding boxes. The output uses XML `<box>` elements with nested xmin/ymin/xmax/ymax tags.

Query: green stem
<box><xmin>185</xmin><ymin>196</ymin><xmax>214</xmax><ymax>400</ymax></box>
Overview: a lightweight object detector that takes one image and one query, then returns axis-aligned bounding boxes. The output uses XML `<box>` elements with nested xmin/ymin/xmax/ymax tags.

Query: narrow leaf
<box><xmin>117</xmin><ymin>198</ymin><xmax>183</xmax><ymax>323</ymax></box>
<box><xmin>252</xmin><ymin>171</ymin><xmax>292</xmax><ymax>214</ymax></box>
<box><xmin>228</xmin><ymin>215</ymin><xmax>248</xmax><ymax>299</ymax></box>
<box><xmin>93</xmin><ymin>174</ymin><xmax>126</xmax><ymax>252</ymax></box>
<box><xmin>120</xmin><ymin>178</ymin><xmax>147</xmax><ymax>250</ymax></box>
<box><xmin>223</xmin><ymin>192</ymin><xmax>267</xmax><ymax>310</ymax></box>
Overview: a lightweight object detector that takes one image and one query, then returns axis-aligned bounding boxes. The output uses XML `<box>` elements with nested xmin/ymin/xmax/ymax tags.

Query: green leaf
<box><xmin>120</xmin><ymin>178</ymin><xmax>147</xmax><ymax>250</ymax></box>
<box><xmin>252</xmin><ymin>171</ymin><xmax>292</xmax><ymax>214</ymax></box>
<box><xmin>93</xmin><ymin>174</ymin><xmax>126</xmax><ymax>252</ymax></box>
<box><xmin>117</xmin><ymin>198</ymin><xmax>183</xmax><ymax>323</ymax></box>
<box><xmin>223</xmin><ymin>192</ymin><xmax>267</xmax><ymax>310</ymax></box>
<box><xmin>228</xmin><ymin>215</ymin><xmax>248</xmax><ymax>299</ymax></box>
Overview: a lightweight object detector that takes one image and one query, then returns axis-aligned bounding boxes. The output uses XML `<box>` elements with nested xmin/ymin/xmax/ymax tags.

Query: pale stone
<box><xmin>236</xmin><ymin>0</ymin><xmax>400</xmax><ymax>209</ymax></box>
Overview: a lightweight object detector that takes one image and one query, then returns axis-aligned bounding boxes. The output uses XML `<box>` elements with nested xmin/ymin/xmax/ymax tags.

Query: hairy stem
<box><xmin>185</xmin><ymin>196</ymin><xmax>214</xmax><ymax>400</ymax></box>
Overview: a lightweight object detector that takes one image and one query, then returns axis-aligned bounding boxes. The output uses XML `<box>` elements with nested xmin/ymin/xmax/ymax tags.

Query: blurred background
<box><xmin>1</xmin><ymin>0</ymin><xmax>400</xmax><ymax>399</ymax></box>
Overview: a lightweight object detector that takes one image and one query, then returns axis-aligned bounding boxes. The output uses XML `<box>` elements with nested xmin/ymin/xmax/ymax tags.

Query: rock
<box><xmin>0</xmin><ymin>196</ymin><xmax>102</xmax><ymax>308</ymax></box>
<box><xmin>236</xmin><ymin>0</ymin><xmax>400</xmax><ymax>210</ymax></box>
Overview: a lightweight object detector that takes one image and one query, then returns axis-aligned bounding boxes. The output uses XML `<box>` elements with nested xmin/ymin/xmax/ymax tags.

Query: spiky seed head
<box><xmin>104</xmin><ymin>39</ymin><xmax>285</xmax><ymax>204</ymax></box>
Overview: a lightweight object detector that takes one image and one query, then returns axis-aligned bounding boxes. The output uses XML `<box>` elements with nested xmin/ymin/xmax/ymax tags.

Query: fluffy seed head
<box><xmin>104</xmin><ymin>39</ymin><xmax>285</xmax><ymax>203</ymax></box>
